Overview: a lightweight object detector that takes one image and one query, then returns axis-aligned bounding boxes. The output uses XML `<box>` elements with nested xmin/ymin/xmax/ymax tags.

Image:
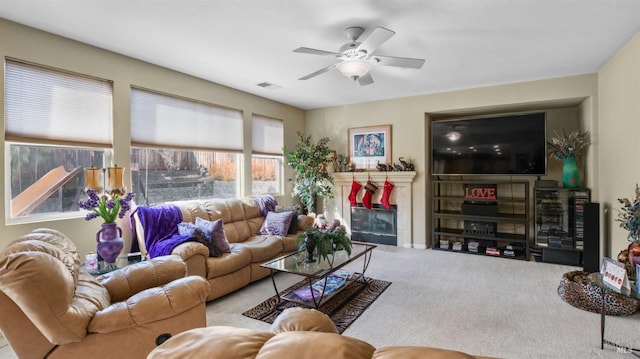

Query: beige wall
<box><xmin>598</xmin><ymin>31</ymin><xmax>640</xmax><ymax>257</ymax></box>
<box><xmin>2</xmin><ymin>16</ymin><xmax>636</xmax><ymax>260</ymax></box>
<box><xmin>0</xmin><ymin>19</ymin><xmax>305</xmax><ymax>256</ymax></box>
<box><xmin>306</xmin><ymin>75</ymin><xmax>598</xmax><ymax>248</ymax></box>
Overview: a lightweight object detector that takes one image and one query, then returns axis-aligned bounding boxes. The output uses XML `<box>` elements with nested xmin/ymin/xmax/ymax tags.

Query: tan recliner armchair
<box><xmin>0</xmin><ymin>228</ymin><xmax>211</xmax><ymax>359</ymax></box>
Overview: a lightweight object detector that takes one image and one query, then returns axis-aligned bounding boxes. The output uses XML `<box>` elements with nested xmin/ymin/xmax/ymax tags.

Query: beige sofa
<box><xmin>148</xmin><ymin>307</ymin><xmax>497</xmax><ymax>359</ymax></box>
<box><xmin>0</xmin><ymin>228</ymin><xmax>210</xmax><ymax>359</ymax></box>
<box><xmin>132</xmin><ymin>197</ymin><xmax>313</xmax><ymax>301</ymax></box>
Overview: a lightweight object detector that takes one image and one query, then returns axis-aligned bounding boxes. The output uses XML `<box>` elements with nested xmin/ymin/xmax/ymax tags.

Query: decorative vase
<box><xmin>96</xmin><ymin>223</ymin><xmax>124</xmax><ymax>264</ymax></box>
<box><xmin>304</xmin><ymin>232</ymin><xmax>316</xmax><ymax>263</ymax></box>
<box><xmin>629</xmin><ymin>242</ymin><xmax>640</xmax><ymax>267</ymax></box>
<box><xmin>562</xmin><ymin>156</ymin><xmax>579</xmax><ymax>188</ymax></box>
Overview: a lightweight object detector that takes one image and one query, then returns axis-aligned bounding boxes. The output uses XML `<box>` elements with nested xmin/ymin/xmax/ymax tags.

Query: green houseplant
<box><xmin>296</xmin><ymin>227</ymin><xmax>353</xmax><ymax>264</ymax></box>
<box><xmin>283</xmin><ymin>132</ymin><xmax>334</xmax><ymax>214</ymax></box>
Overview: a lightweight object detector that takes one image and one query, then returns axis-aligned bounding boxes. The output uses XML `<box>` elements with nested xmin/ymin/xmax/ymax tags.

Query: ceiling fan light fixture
<box><xmin>337</xmin><ymin>59</ymin><xmax>372</xmax><ymax>80</ymax></box>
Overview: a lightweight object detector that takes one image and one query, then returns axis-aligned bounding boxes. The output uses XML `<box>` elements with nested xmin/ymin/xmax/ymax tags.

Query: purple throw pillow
<box><xmin>259</xmin><ymin>210</ymin><xmax>295</xmax><ymax>237</ymax></box>
<box><xmin>195</xmin><ymin>217</ymin><xmax>231</xmax><ymax>256</ymax></box>
<box><xmin>275</xmin><ymin>205</ymin><xmax>301</xmax><ymax>234</ymax></box>
<box><xmin>177</xmin><ymin>221</ymin><xmax>217</xmax><ymax>256</ymax></box>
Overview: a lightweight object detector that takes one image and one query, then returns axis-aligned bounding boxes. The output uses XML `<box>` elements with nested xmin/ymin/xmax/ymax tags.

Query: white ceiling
<box><xmin>1</xmin><ymin>0</ymin><xmax>639</xmax><ymax>110</ymax></box>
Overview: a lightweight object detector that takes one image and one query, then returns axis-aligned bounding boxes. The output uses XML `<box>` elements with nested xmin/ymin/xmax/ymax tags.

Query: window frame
<box><xmin>4</xmin><ymin>59</ymin><xmax>114</xmax><ymax>224</ymax></box>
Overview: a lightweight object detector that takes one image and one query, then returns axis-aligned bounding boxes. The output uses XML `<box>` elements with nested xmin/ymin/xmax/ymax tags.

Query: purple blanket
<box><xmin>250</xmin><ymin>194</ymin><xmax>277</xmax><ymax>217</ymax></box>
<box><xmin>130</xmin><ymin>204</ymin><xmax>193</xmax><ymax>258</ymax></box>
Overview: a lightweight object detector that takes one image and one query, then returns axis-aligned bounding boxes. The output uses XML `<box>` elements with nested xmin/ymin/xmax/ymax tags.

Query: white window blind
<box><xmin>252</xmin><ymin>115</ymin><xmax>283</xmax><ymax>155</ymax></box>
<box><xmin>5</xmin><ymin>59</ymin><xmax>113</xmax><ymax>146</ymax></box>
<box><xmin>130</xmin><ymin>88</ymin><xmax>243</xmax><ymax>152</ymax></box>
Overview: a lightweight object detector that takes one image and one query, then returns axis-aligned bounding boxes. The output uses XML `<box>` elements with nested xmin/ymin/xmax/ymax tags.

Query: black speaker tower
<box><xmin>583</xmin><ymin>202</ymin><xmax>600</xmax><ymax>273</ymax></box>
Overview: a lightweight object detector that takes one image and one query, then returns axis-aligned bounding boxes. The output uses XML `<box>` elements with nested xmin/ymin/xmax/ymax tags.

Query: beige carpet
<box><xmin>2</xmin><ymin>245</ymin><xmax>639</xmax><ymax>358</ymax></box>
<box><xmin>206</xmin><ymin>245</ymin><xmax>640</xmax><ymax>359</ymax></box>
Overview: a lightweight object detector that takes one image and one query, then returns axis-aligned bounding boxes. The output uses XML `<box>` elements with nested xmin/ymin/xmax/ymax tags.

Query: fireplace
<box><xmin>327</xmin><ymin>172</ymin><xmax>416</xmax><ymax>248</ymax></box>
<box><xmin>351</xmin><ymin>204</ymin><xmax>397</xmax><ymax>245</ymax></box>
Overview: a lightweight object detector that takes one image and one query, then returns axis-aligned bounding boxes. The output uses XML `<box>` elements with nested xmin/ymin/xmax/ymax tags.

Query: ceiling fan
<box><xmin>294</xmin><ymin>26</ymin><xmax>425</xmax><ymax>86</ymax></box>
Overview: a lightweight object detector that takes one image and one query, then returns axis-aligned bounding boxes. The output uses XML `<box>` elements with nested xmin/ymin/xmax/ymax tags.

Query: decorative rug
<box><xmin>242</xmin><ymin>277</ymin><xmax>391</xmax><ymax>333</ymax></box>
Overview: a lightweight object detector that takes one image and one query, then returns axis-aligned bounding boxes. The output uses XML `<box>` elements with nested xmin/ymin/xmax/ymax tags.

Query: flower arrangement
<box><xmin>547</xmin><ymin>129</ymin><xmax>591</xmax><ymax>160</ymax></box>
<box><xmin>77</xmin><ymin>189</ymin><xmax>135</xmax><ymax>223</ymax></box>
<box><xmin>616</xmin><ymin>184</ymin><xmax>640</xmax><ymax>243</ymax></box>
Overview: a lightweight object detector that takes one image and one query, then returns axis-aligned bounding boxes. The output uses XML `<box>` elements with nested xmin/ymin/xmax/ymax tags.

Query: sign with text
<box><xmin>464</xmin><ymin>183</ymin><xmax>498</xmax><ymax>202</ymax></box>
<box><xmin>601</xmin><ymin>258</ymin><xmax>630</xmax><ymax>291</ymax></box>
<box><xmin>463</xmin><ymin>220</ymin><xmax>497</xmax><ymax>237</ymax></box>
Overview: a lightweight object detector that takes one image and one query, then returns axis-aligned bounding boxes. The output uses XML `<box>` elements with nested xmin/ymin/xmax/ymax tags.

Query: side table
<box><xmin>84</xmin><ymin>253</ymin><xmax>143</xmax><ymax>275</ymax></box>
<box><xmin>587</xmin><ymin>272</ymin><xmax>640</xmax><ymax>355</ymax></box>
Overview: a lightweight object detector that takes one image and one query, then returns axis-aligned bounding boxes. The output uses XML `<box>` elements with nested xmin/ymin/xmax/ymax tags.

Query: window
<box><xmin>130</xmin><ymin>88</ymin><xmax>243</xmax><ymax>205</ymax></box>
<box><xmin>251</xmin><ymin>115</ymin><xmax>283</xmax><ymax>195</ymax></box>
<box><xmin>5</xmin><ymin>59</ymin><xmax>113</xmax><ymax>222</ymax></box>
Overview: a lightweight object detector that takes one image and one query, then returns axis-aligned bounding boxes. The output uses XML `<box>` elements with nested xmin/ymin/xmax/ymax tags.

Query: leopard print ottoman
<box><xmin>557</xmin><ymin>271</ymin><xmax>639</xmax><ymax>316</ymax></box>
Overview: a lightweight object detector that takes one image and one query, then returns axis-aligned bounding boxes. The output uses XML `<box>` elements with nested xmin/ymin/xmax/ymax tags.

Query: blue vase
<box><xmin>562</xmin><ymin>156</ymin><xmax>579</xmax><ymax>188</ymax></box>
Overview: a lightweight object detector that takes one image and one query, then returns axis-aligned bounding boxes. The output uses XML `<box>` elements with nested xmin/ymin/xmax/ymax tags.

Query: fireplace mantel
<box><xmin>326</xmin><ymin>171</ymin><xmax>416</xmax><ymax>248</ymax></box>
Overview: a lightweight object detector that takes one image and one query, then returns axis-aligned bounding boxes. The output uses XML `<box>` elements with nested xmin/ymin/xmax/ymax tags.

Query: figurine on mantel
<box><xmin>376</xmin><ymin>157</ymin><xmax>416</xmax><ymax>172</ymax></box>
<box><xmin>399</xmin><ymin>157</ymin><xmax>415</xmax><ymax>171</ymax></box>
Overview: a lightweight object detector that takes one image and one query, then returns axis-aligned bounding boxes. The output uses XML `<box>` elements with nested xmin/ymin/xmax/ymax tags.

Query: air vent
<box><xmin>257</xmin><ymin>82</ymin><xmax>282</xmax><ymax>90</ymax></box>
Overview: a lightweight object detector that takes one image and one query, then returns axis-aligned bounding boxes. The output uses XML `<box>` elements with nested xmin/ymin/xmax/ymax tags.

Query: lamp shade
<box><xmin>338</xmin><ymin>59</ymin><xmax>372</xmax><ymax>80</ymax></box>
<box><xmin>84</xmin><ymin>167</ymin><xmax>102</xmax><ymax>192</ymax></box>
<box><xmin>107</xmin><ymin>165</ymin><xmax>126</xmax><ymax>196</ymax></box>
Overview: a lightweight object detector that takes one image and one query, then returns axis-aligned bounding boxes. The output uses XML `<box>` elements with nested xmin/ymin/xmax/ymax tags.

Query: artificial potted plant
<box><xmin>283</xmin><ymin>131</ymin><xmax>335</xmax><ymax>214</ymax></box>
<box><xmin>547</xmin><ymin>129</ymin><xmax>590</xmax><ymax>188</ymax></box>
<box><xmin>296</xmin><ymin>226</ymin><xmax>353</xmax><ymax>264</ymax></box>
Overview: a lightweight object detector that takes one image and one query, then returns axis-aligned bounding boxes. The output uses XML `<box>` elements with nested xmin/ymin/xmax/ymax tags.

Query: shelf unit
<box><xmin>534</xmin><ymin>186</ymin><xmax>590</xmax><ymax>266</ymax></box>
<box><xmin>432</xmin><ymin>179</ymin><xmax>530</xmax><ymax>260</ymax></box>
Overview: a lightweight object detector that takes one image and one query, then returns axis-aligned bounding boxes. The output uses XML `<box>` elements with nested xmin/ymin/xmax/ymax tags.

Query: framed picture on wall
<box><xmin>348</xmin><ymin>125</ymin><xmax>391</xmax><ymax>170</ymax></box>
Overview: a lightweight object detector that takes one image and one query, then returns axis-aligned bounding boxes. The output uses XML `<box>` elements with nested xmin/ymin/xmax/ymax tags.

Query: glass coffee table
<box><xmin>587</xmin><ymin>272</ymin><xmax>639</xmax><ymax>355</ymax></box>
<box><xmin>261</xmin><ymin>241</ymin><xmax>376</xmax><ymax>309</ymax></box>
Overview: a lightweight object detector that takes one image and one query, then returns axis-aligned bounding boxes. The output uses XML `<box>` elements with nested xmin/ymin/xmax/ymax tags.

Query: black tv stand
<box><xmin>431</xmin><ymin>178</ymin><xmax>530</xmax><ymax>260</ymax></box>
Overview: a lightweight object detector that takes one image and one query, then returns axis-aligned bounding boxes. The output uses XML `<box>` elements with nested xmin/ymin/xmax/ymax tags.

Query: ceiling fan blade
<box><xmin>357</xmin><ymin>72</ymin><xmax>374</xmax><ymax>86</ymax></box>
<box><xmin>298</xmin><ymin>63</ymin><xmax>338</xmax><ymax>80</ymax></box>
<box><xmin>356</xmin><ymin>26</ymin><xmax>395</xmax><ymax>56</ymax></box>
<box><xmin>293</xmin><ymin>47</ymin><xmax>340</xmax><ymax>57</ymax></box>
<box><xmin>374</xmin><ymin>55</ymin><xmax>425</xmax><ymax>69</ymax></box>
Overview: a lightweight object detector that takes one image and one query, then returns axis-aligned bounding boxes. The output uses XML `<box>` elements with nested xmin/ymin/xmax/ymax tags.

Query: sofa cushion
<box><xmin>257</xmin><ymin>331</ymin><xmax>376</xmax><ymax>359</ymax></box>
<box><xmin>205</xmin><ymin>244</ymin><xmax>252</xmax><ymax>279</ymax></box>
<box><xmin>242</xmin><ymin>236</ymin><xmax>284</xmax><ymax>263</ymax></box>
<box><xmin>259</xmin><ymin>211</ymin><xmax>295</xmax><ymax>237</ymax></box>
<box><xmin>148</xmin><ymin>326</ymin><xmax>275</xmax><ymax>359</ymax></box>
<box><xmin>195</xmin><ymin>217</ymin><xmax>231</xmax><ymax>256</ymax></box>
<box><xmin>270</xmin><ymin>308</ymin><xmax>337</xmax><ymax>334</ymax></box>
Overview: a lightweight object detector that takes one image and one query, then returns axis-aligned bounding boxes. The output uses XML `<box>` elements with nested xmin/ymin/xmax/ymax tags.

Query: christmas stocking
<box><xmin>348</xmin><ymin>180</ymin><xmax>362</xmax><ymax>206</ymax></box>
<box><xmin>381</xmin><ymin>180</ymin><xmax>395</xmax><ymax>209</ymax></box>
<box><xmin>363</xmin><ymin>180</ymin><xmax>378</xmax><ymax>209</ymax></box>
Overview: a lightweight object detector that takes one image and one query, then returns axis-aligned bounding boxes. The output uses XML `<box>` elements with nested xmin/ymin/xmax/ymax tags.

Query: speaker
<box><xmin>461</xmin><ymin>203</ymin><xmax>498</xmax><ymax>217</ymax></box>
<box><xmin>583</xmin><ymin>202</ymin><xmax>600</xmax><ymax>273</ymax></box>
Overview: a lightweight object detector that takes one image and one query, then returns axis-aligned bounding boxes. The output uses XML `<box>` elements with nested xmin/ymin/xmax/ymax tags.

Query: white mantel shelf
<box><xmin>328</xmin><ymin>171</ymin><xmax>416</xmax><ymax>248</ymax></box>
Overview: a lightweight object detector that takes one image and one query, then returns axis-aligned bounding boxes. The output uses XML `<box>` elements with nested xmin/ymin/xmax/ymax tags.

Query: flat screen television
<box><xmin>431</xmin><ymin>112</ymin><xmax>547</xmax><ymax>176</ymax></box>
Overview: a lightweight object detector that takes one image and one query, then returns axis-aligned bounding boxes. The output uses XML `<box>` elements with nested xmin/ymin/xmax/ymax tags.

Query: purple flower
<box><xmin>78</xmin><ymin>191</ymin><xmax>135</xmax><ymax>223</ymax></box>
<box><xmin>85</xmin><ymin>212</ymin><xmax>99</xmax><ymax>221</ymax></box>
<box><xmin>106</xmin><ymin>199</ymin><xmax>116</xmax><ymax>210</ymax></box>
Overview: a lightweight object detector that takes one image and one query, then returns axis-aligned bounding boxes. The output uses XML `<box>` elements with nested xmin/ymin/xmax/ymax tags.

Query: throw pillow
<box><xmin>259</xmin><ymin>210</ymin><xmax>295</xmax><ymax>237</ymax></box>
<box><xmin>177</xmin><ymin>221</ymin><xmax>217</xmax><ymax>256</ymax></box>
<box><xmin>275</xmin><ymin>205</ymin><xmax>301</xmax><ymax>234</ymax></box>
<box><xmin>195</xmin><ymin>217</ymin><xmax>231</xmax><ymax>256</ymax></box>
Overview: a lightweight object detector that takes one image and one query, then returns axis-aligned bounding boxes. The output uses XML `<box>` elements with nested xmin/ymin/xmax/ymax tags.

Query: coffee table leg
<box><xmin>309</xmin><ymin>277</ymin><xmax>324</xmax><ymax>309</ymax></box>
<box><xmin>269</xmin><ymin>269</ymin><xmax>282</xmax><ymax>306</ymax></box>
<box><xmin>600</xmin><ymin>287</ymin><xmax>605</xmax><ymax>350</ymax></box>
